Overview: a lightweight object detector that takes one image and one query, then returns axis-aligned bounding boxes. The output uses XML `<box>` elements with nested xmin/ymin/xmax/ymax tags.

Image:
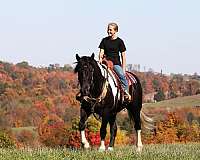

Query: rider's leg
<box><xmin>113</xmin><ymin>65</ymin><xmax>131</xmax><ymax>100</ymax></box>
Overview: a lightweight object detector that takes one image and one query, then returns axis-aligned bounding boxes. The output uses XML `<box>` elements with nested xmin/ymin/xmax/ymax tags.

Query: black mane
<box><xmin>74</xmin><ymin>56</ymin><xmax>101</xmax><ymax>77</ymax></box>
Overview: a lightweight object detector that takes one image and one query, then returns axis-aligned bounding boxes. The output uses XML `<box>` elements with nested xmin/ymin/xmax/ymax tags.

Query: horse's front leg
<box><xmin>99</xmin><ymin>116</ymin><xmax>108</xmax><ymax>151</ymax></box>
<box><xmin>108</xmin><ymin>115</ymin><xmax>117</xmax><ymax>151</ymax></box>
<box><xmin>79</xmin><ymin>107</ymin><xmax>91</xmax><ymax>149</ymax></box>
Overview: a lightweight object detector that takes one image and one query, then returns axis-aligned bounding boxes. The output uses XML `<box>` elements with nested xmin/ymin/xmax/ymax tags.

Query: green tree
<box><xmin>152</xmin><ymin>79</ymin><xmax>160</xmax><ymax>91</ymax></box>
<box><xmin>0</xmin><ymin>83</ymin><xmax>8</xmax><ymax>95</ymax></box>
<box><xmin>16</xmin><ymin>61</ymin><xmax>29</xmax><ymax>68</ymax></box>
<box><xmin>63</xmin><ymin>64</ymin><xmax>73</xmax><ymax>71</ymax></box>
<box><xmin>154</xmin><ymin>89</ymin><xmax>165</xmax><ymax>101</ymax></box>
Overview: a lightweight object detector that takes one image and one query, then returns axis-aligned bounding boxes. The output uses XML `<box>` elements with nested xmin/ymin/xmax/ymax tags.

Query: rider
<box><xmin>98</xmin><ymin>22</ymin><xmax>131</xmax><ymax>101</ymax></box>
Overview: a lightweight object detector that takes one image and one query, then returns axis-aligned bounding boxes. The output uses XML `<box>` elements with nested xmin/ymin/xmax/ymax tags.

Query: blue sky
<box><xmin>0</xmin><ymin>0</ymin><xmax>199</xmax><ymax>75</ymax></box>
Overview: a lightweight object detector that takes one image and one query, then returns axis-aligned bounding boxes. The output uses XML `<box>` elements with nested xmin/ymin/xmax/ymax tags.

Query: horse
<box><xmin>74</xmin><ymin>53</ymin><xmax>154</xmax><ymax>152</ymax></box>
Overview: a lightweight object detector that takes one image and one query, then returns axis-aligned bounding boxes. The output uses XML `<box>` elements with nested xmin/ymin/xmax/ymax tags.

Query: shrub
<box><xmin>68</xmin><ymin>130</ymin><xmax>81</xmax><ymax>148</ymax></box>
<box><xmin>0</xmin><ymin>130</ymin><xmax>15</xmax><ymax>148</ymax></box>
<box><xmin>143</xmin><ymin>111</ymin><xmax>200</xmax><ymax>144</ymax></box>
<box><xmin>38</xmin><ymin>114</ymin><xmax>69</xmax><ymax>147</ymax></box>
<box><xmin>15</xmin><ymin>130</ymin><xmax>35</xmax><ymax>147</ymax></box>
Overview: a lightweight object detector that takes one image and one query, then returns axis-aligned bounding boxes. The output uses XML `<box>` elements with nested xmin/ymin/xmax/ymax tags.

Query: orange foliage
<box><xmin>38</xmin><ymin>114</ymin><xmax>70</xmax><ymax>147</ymax></box>
<box><xmin>143</xmin><ymin>111</ymin><xmax>200</xmax><ymax>144</ymax></box>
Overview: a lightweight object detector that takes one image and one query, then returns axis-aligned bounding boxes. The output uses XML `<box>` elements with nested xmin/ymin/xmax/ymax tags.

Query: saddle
<box><xmin>110</xmin><ymin>69</ymin><xmax>137</xmax><ymax>99</ymax></box>
<box><xmin>102</xmin><ymin>59</ymin><xmax>137</xmax><ymax>102</ymax></box>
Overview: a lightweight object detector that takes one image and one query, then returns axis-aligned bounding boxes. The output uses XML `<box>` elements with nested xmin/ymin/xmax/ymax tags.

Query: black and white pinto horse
<box><xmin>74</xmin><ymin>53</ymin><xmax>154</xmax><ymax>152</ymax></box>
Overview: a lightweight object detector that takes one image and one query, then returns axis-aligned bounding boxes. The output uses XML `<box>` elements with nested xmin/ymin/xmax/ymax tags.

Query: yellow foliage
<box><xmin>115</xmin><ymin>129</ymin><xmax>129</xmax><ymax>146</ymax></box>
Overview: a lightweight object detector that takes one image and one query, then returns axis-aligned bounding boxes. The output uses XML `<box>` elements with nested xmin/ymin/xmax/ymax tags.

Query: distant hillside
<box><xmin>0</xmin><ymin>61</ymin><xmax>199</xmax><ymax>149</ymax></box>
<box><xmin>144</xmin><ymin>94</ymin><xmax>200</xmax><ymax>108</ymax></box>
<box><xmin>0</xmin><ymin>60</ymin><xmax>200</xmax><ymax>128</ymax></box>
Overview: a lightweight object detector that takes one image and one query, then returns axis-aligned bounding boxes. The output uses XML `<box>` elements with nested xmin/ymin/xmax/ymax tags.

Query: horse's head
<box><xmin>74</xmin><ymin>53</ymin><xmax>96</xmax><ymax>100</ymax></box>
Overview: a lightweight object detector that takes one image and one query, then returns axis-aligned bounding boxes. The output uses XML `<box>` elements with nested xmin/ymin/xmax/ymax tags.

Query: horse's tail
<box><xmin>140</xmin><ymin>110</ymin><xmax>155</xmax><ymax>130</ymax></box>
<box><xmin>127</xmin><ymin>109</ymin><xmax>155</xmax><ymax>130</ymax></box>
<box><xmin>127</xmin><ymin>72</ymin><xmax>155</xmax><ymax>131</ymax></box>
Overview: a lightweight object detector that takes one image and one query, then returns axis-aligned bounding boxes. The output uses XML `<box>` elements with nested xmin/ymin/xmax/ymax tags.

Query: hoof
<box><xmin>98</xmin><ymin>146</ymin><xmax>106</xmax><ymax>152</ymax></box>
<box><xmin>82</xmin><ymin>142</ymin><xmax>90</xmax><ymax>149</ymax></box>
<box><xmin>136</xmin><ymin>146</ymin><xmax>143</xmax><ymax>153</ymax></box>
<box><xmin>107</xmin><ymin>147</ymin><xmax>114</xmax><ymax>151</ymax></box>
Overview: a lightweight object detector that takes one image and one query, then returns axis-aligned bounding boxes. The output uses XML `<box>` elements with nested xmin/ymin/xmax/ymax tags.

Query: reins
<box><xmin>82</xmin><ymin>79</ymin><xmax>108</xmax><ymax>104</ymax></box>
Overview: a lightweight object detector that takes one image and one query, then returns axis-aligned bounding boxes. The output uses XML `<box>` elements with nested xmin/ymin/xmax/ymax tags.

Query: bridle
<box><xmin>76</xmin><ymin>78</ymin><xmax>108</xmax><ymax>104</ymax></box>
<box><xmin>76</xmin><ymin>63</ymin><xmax>109</xmax><ymax>106</ymax></box>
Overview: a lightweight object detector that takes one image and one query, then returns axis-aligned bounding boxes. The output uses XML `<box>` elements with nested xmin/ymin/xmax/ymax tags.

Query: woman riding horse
<box><xmin>74</xmin><ymin>53</ymin><xmax>154</xmax><ymax>152</ymax></box>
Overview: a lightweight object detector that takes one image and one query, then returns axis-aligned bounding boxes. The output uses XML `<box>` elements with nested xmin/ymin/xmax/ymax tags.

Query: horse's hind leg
<box><xmin>128</xmin><ymin>106</ymin><xmax>143</xmax><ymax>152</ymax></box>
<box><xmin>79</xmin><ymin>107</ymin><xmax>90</xmax><ymax>149</ymax></box>
<box><xmin>108</xmin><ymin>115</ymin><xmax>117</xmax><ymax>151</ymax></box>
<box><xmin>133</xmin><ymin>110</ymin><xmax>143</xmax><ymax>152</ymax></box>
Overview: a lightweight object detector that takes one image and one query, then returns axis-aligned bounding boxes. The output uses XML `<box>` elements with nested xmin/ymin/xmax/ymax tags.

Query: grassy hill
<box><xmin>144</xmin><ymin>94</ymin><xmax>200</xmax><ymax>108</ymax></box>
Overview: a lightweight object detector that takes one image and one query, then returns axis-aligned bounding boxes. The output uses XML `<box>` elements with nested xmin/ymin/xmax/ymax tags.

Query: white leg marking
<box><xmin>81</xmin><ymin>130</ymin><xmax>90</xmax><ymax>149</ymax></box>
<box><xmin>99</xmin><ymin>140</ymin><xmax>106</xmax><ymax>151</ymax></box>
<box><xmin>107</xmin><ymin>147</ymin><xmax>114</xmax><ymax>151</ymax></box>
<box><xmin>136</xmin><ymin>130</ymin><xmax>143</xmax><ymax>152</ymax></box>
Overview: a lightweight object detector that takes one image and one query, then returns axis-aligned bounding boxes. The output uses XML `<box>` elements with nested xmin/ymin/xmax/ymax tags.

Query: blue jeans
<box><xmin>113</xmin><ymin>65</ymin><xmax>128</xmax><ymax>91</ymax></box>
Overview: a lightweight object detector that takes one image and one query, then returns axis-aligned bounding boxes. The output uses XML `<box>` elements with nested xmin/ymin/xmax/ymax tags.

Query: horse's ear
<box><xmin>91</xmin><ymin>53</ymin><xmax>95</xmax><ymax>59</ymax></box>
<box><xmin>76</xmin><ymin>54</ymin><xmax>81</xmax><ymax>61</ymax></box>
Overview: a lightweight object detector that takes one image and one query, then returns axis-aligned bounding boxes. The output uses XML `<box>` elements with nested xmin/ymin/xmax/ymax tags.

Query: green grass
<box><xmin>144</xmin><ymin>94</ymin><xmax>200</xmax><ymax>108</ymax></box>
<box><xmin>0</xmin><ymin>143</ymin><xmax>199</xmax><ymax>160</ymax></box>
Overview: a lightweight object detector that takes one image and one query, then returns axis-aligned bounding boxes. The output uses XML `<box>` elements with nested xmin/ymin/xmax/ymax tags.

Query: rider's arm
<box><xmin>99</xmin><ymin>49</ymin><xmax>104</xmax><ymax>64</ymax></box>
<box><xmin>121</xmin><ymin>51</ymin><xmax>126</xmax><ymax>73</ymax></box>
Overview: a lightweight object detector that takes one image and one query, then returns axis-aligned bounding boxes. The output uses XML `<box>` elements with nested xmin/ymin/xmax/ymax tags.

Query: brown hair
<box><xmin>108</xmin><ymin>22</ymin><xmax>118</xmax><ymax>32</ymax></box>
